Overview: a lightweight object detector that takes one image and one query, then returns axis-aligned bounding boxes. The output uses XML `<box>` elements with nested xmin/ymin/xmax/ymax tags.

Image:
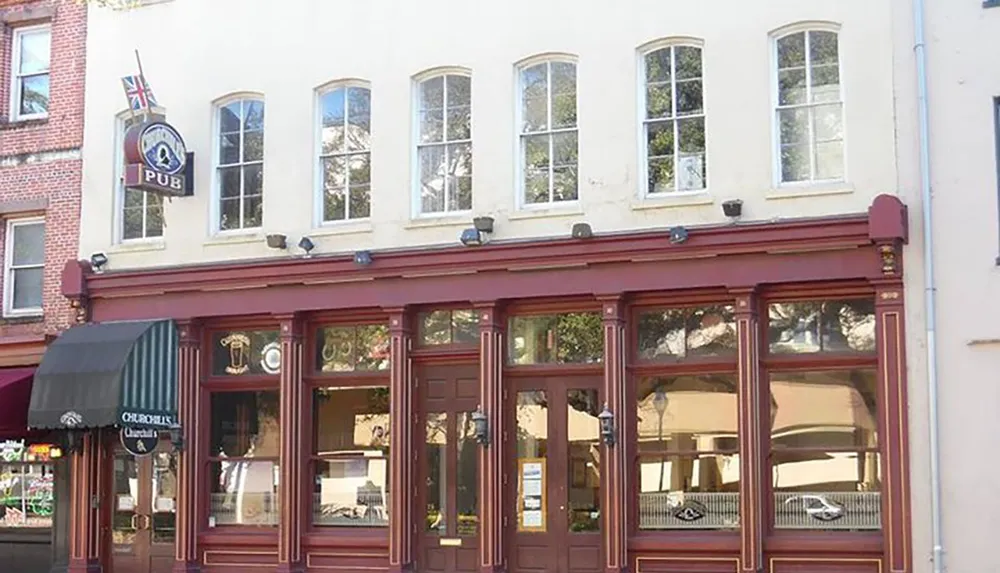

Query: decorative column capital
<box><xmin>729</xmin><ymin>287</ymin><xmax>759</xmax><ymax>316</ymax></box>
<box><xmin>598</xmin><ymin>294</ymin><xmax>626</xmax><ymax>325</ymax></box>
<box><xmin>275</xmin><ymin>312</ymin><xmax>304</xmax><ymax>341</ymax></box>
<box><xmin>176</xmin><ymin>319</ymin><xmax>202</xmax><ymax>347</ymax></box>
<box><xmin>473</xmin><ymin>301</ymin><xmax>504</xmax><ymax>331</ymax></box>
<box><xmin>385</xmin><ymin>307</ymin><xmax>411</xmax><ymax>335</ymax></box>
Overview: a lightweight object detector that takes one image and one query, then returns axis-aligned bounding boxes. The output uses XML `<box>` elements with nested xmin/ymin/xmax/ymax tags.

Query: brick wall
<box><xmin>0</xmin><ymin>0</ymin><xmax>86</xmax><ymax>339</ymax></box>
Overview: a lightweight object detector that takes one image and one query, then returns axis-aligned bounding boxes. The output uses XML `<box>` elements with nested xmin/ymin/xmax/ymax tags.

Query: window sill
<box><xmin>509</xmin><ymin>204</ymin><xmax>584</xmax><ymax>221</ymax></box>
<box><xmin>310</xmin><ymin>220</ymin><xmax>374</xmax><ymax>236</ymax></box>
<box><xmin>765</xmin><ymin>182</ymin><xmax>855</xmax><ymax>200</ymax></box>
<box><xmin>631</xmin><ymin>192</ymin><xmax>714</xmax><ymax>211</ymax></box>
<box><xmin>1</xmin><ymin>311</ymin><xmax>43</xmax><ymax>322</ymax></box>
<box><xmin>0</xmin><ymin>117</ymin><xmax>48</xmax><ymax>131</ymax></box>
<box><xmin>404</xmin><ymin>215</ymin><xmax>472</xmax><ymax>230</ymax></box>
<box><xmin>203</xmin><ymin>231</ymin><xmax>263</xmax><ymax>247</ymax></box>
<box><xmin>110</xmin><ymin>239</ymin><xmax>166</xmax><ymax>254</ymax></box>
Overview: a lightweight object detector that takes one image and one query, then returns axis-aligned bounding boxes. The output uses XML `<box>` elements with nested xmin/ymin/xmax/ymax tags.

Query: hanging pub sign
<box><xmin>120</xmin><ymin>427</ymin><xmax>159</xmax><ymax>457</ymax></box>
<box><xmin>123</xmin><ymin>120</ymin><xmax>194</xmax><ymax>197</ymax></box>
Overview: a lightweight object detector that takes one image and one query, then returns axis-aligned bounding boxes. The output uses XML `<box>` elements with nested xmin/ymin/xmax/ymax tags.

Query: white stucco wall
<box><xmin>79</xmin><ymin>0</ymin><xmax>899</xmax><ymax>268</ymax></box>
<box><xmin>905</xmin><ymin>1</ymin><xmax>1000</xmax><ymax>571</ymax></box>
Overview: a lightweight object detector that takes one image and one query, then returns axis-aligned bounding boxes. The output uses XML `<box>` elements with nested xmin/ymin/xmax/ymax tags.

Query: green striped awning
<box><xmin>28</xmin><ymin>319</ymin><xmax>178</xmax><ymax>430</ymax></box>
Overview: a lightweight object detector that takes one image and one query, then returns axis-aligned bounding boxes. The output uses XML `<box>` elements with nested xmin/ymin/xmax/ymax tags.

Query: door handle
<box><xmin>130</xmin><ymin>514</ymin><xmax>139</xmax><ymax>530</ymax></box>
<box><xmin>142</xmin><ymin>515</ymin><xmax>152</xmax><ymax>530</ymax></box>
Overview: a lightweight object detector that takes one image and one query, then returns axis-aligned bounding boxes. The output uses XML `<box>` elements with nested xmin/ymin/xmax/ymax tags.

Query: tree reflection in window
<box><xmin>508</xmin><ymin>312</ymin><xmax>603</xmax><ymax>365</ymax></box>
<box><xmin>768</xmin><ymin>299</ymin><xmax>875</xmax><ymax>354</ymax></box>
<box><xmin>315</xmin><ymin>324</ymin><xmax>390</xmax><ymax>372</ymax></box>
<box><xmin>637</xmin><ymin>305</ymin><xmax>737</xmax><ymax>360</ymax></box>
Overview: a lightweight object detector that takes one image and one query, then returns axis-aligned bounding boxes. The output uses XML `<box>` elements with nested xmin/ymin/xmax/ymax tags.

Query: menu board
<box><xmin>518</xmin><ymin>458</ymin><xmax>546</xmax><ymax>532</ymax></box>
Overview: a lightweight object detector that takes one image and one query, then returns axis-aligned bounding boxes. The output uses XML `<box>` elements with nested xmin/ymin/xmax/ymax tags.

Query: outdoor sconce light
<box><xmin>461</xmin><ymin>216</ymin><xmax>495</xmax><ymax>247</ymax></box>
<box><xmin>266</xmin><ymin>233</ymin><xmax>287</xmax><ymax>249</ymax></box>
<box><xmin>298</xmin><ymin>236</ymin><xmax>315</xmax><ymax>256</ymax></box>
<box><xmin>571</xmin><ymin>222</ymin><xmax>593</xmax><ymax>239</ymax></box>
<box><xmin>354</xmin><ymin>250</ymin><xmax>373</xmax><ymax>266</ymax></box>
<box><xmin>722</xmin><ymin>199</ymin><xmax>743</xmax><ymax>220</ymax></box>
<box><xmin>90</xmin><ymin>252</ymin><xmax>108</xmax><ymax>272</ymax></box>
<box><xmin>169</xmin><ymin>424</ymin><xmax>185</xmax><ymax>452</ymax></box>
<box><xmin>598</xmin><ymin>403</ymin><xmax>616</xmax><ymax>446</ymax></box>
<box><xmin>472</xmin><ymin>406</ymin><xmax>490</xmax><ymax>446</ymax></box>
<box><xmin>668</xmin><ymin>226</ymin><xmax>689</xmax><ymax>245</ymax></box>
<box><xmin>63</xmin><ymin>430</ymin><xmax>84</xmax><ymax>454</ymax></box>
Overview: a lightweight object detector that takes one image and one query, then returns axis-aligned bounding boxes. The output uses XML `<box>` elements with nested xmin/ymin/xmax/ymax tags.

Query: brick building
<box><xmin>0</xmin><ymin>1</ymin><xmax>86</xmax><ymax>572</ymax></box>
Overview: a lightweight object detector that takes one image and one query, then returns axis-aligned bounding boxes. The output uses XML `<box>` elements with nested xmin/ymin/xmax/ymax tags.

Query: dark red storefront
<box><xmin>51</xmin><ymin>194</ymin><xmax>912</xmax><ymax>573</ymax></box>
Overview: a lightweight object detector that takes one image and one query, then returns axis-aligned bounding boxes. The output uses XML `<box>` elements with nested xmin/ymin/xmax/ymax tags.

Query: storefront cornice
<box><xmin>63</xmin><ymin>195</ymin><xmax>909</xmax><ymax>322</ymax></box>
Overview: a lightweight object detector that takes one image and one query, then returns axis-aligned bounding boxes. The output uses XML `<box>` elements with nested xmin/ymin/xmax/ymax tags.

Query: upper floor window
<box><xmin>216</xmin><ymin>97</ymin><xmax>264</xmax><ymax>231</ymax></box>
<box><xmin>640</xmin><ymin>44</ymin><xmax>707</xmax><ymax>195</ymax></box>
<box><xmin>10</xmin><ymin>25</ymin><xmax>51</xmax><ymax>121</ymax></box>
<box><xmin>3</xmin><ymin>218</ymin><xmax>44</xmax><ymax>317</ymax></box>
<box><xmin>517</xmin><ymin>59</ymin><xmax>578</xmax><ymax>206</ymax></box>
<box><xmin>318</xmin><ymin>85</ymin><xmax>371</xmax><ymax>223</ymax></box>
<box><xmin>416</xmin><ymin>74</ymin><xmax>472</xmax><ymax>215</ymax></box>
<box><xmin>774</xmin><ymin>29</ymin><xmax>844</xmax><ymax>184</ymax></box>
<box><xmin>116</xmin><ymin>114</ymin><xmax>164</xmax><ymax>241</ymax></box>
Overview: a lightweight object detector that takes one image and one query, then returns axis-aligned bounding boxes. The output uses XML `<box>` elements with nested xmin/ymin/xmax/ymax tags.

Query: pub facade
<box><xmin>41</xmin><ymin>193</ymin><xmax>912</xmax><ymax>573</ymax></box>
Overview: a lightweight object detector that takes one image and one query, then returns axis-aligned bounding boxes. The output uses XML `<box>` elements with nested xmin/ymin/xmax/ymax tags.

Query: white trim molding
<box><xmin>210</xmin><ymin>92</ymin><xmax>266</xmax><ymax>236</ymax></box>
<box><xmin>9</xmin><ymin>24</ymin><xmax>51</xmax><ymax>122</ymax></box>
<box><xmin>3</xmin><ymin>216</ymin><xmax>45</xmax><ymax>318</ymax></box>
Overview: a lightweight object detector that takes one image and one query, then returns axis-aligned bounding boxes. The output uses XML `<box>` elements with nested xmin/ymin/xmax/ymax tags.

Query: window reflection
<box><xmin>419</xmin><ymin>309</ymin><xmax>478</xmax><ymax>345</ymax></box>
<box><xmin>516</xmin><ymin>391</ymin><xmax>548</xmax><ymax>532</ymax></box>
<box><xmin>315</xmin><ymin>325</ymin><xmax>390</xmax><ymax>372</ymax></box>
<box><xmin>508</xmin><ymin>313</ymin><xmax>603</xmax><ymax>365</ymax></box>
<box><xmin>637</xmin><ymin>305</ymin><xmax>737</xmax><ymax>360</ymax></box>
<box><xmin>769</xmin><ymin>369</ymin><xmax>880</xmax><ymax>530</ymax></box>
<box><xmin>312</xmin><ymin>386</ymin><xmax>390</xmax><ymax>527</ymax></box>
<box><xmin>768</xmin><ymin>299</ymin><xmax>875</xmax><ymax>354</ymax></box>
<box><xmin>636</xmin><ymin>375</ymin><xmax>739</xmax><ymax>529</ymax></box>
<box><xmin>425</xmin><ymin>413</ymin><xmax>447</xmax><ymax>533</ymax></box>
<box><xmin>208</xmin><ymin>391</ymin><xmax>281</xmax><ymax>527</ymax></box>
<box><xmin>567</xmin><ymin>389</ymin><xmax>600</xmax><ymax>532</ymax></box>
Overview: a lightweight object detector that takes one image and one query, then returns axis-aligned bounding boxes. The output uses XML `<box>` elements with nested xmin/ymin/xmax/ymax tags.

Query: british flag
<box><xmin>121</xmin><ymin>74</ymin><xmax>158</xmax><ymax>112</ymax></box>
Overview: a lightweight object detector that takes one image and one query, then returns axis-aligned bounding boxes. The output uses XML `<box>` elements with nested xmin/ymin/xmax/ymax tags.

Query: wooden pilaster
<box><xmin>173</xmin><ymin>320</ymin><xmax>202</xmax><ymax>573</ymax></box>
<box><xmin>733</xmin><ymin>289</ymin><xmax>763</xmax><ymax>573</ymax></box>
<box><xmin>476</xmin><ymin>302</ymin><xmax>505</xmax><ymax>573</ymax></box>
<box><xmin>600</xmin><ymin>297</ymin><xmax>628</xmax><ymax>573</ymax></box>
<box><xmin>387</xmin><ymin>309</ymin><xmax>414</xmax><ymax>573</ymax></box>
<box><xmin>277</xmin><ymin>313</ymin><xmax>305</xmax><ymax>573</ymax></box>
<box><xmin>67</xmin><ymin>429</ymin><xmax>103</xmax><ymax>573</ymax></box>
<box><xmin>874</xmin><ymin>281</ymin><xmax>912</xmax><ymax>573</ymax></box>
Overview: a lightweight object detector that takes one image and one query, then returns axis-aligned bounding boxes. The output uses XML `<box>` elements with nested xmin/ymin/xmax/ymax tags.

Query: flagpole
<box><xmin>134</xmin><ymin>48</ymin><xmax>149</xmax><ymax>122</ymax></box>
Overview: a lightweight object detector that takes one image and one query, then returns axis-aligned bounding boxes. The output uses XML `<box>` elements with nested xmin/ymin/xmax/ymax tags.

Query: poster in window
<box><xmin>518</xmin><ymin>458</ymin><xmax>546</xmax><ymax>532</ymax></box>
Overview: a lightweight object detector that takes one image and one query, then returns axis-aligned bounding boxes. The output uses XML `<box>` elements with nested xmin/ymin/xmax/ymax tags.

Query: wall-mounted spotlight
<box><xmin>90</xmin><ymin>252</ymin><xmax>108</xmax><ymax>272</ymax></box>
<box><xmin>668</xmin><ymin>226</ymin><xmax>689</xmax><ymax>245</ymax></box>
<box><xmin>571</xmin><ymin>222</ymin><xmax>593</xmax><ymax>239</ymax></box>
<box><xmin>598</xmin><ymin>403</ymin><xmax>616</xmax><ymax>446</ymax></box>
<box><xmin>266</xmin><ymin>233</ymin><xmax>288</xmax><ymax>250</ymax></box>
<box><xmin>354</xmin><ymin>250</ymin><xmax>373</xmax><ymax>266</ymax></box>
<box><xmin>460</xmin><ymin>216</ymin><xmax>495</xmax><ymax>247</ymax></box>
<box><xmin>298</xmin><ymin>236</ymin><xmax>315</xmax><ymax>256</ymax></box>
<box><xmin>471</xmin><ymin>406</ymin><xmax>490</xmax><ymax>446</ymax></box>
<box><xmin>722</xmin><ymin>199</ymin><xmax>743</xmax><ymax>221</ymax></box>
<box><xmin>473</xmin><ymin>216</ymin><xmax>495</xmax><ymax>233</ymax></box>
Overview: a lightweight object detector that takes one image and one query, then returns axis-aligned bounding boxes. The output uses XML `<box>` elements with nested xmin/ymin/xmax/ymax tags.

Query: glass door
<box><xmin>417</xmin><ymin>364</ymin><xmax>480</xmax><ymax>573</ymax></box>
<box><xmin>510</xmin><ymin>377</ymin><xmax>603</xmax><ymax>573</ymax></box>
<box><xmin>109</xmin><ymin>437</ymin><xmax>177</xmax><ymax>573</ymax></box>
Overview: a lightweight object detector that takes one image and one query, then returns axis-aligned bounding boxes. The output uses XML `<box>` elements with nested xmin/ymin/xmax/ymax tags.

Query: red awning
<box><xmin>0</xmin><ymin>368</ymin><xmax>36</xmax><ymax>438</ymax></box>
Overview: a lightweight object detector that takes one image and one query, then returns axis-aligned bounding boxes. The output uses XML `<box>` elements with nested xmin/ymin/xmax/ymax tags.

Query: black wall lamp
<box><xmin>472</xmin><ymin>406</ymin><xmax>490</xmax><ymax>446</ymax></box>
<box><xmin>668</xmin><ymin>226</ymin><xmax>689</xmax><ymax>245</ymax></box>
<box><xmin>354</xmin><ymin>250</ymin><xmax>373</xmax><ymax>266</ymax></box>
<box><xmin>460</xmin><ymin>216</ymin><xmax>495</xmax><ymax>247</ymax></box>
<box><xmin>598</xmin><ymin>403</ymin><xmax>616</xmax><ymax>446</ymax></box>
<box><xmin>169</xmin><ymin>424</ymin><xmax>185</xmax><ymax>452</ymax></box>
<box><xmin>298</xmin><ymin>236</ymin><xmax>315</xmax><ymax>256</ymax></box>
<box><xmin>90</xmin><ymin>252</ymin><xmax>108</xmax><ymax>272</ymax></box>
<box><xmin>62</xmin><ymin>429</ymin><xmax>84</xmax><ymax>454</ymax></box>
<box><xmin>722</xmin><ymin>199</ymin><xmax>743</xmax><ymax>221</ymax></box>
<box><xmin>266</xmin><ymin>233</ymin><xmax>287</xmax><ymax>249</ymax></box>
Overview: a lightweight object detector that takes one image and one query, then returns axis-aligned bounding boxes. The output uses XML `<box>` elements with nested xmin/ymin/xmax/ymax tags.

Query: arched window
<box><xmin>317</xmin><ymin>83</ymin><xmax>371</xmax><ymax>222</ymax></box>
<box><xmin>516</xmin><ymin>57</ymin><xmax>578</xmax><ymax>206</ymax></box>
<box><xmin>774</xmin><ymin>28</ymin><xmax>844</xmax><ymax>184</ymax></box>
<box><xmin>415</xmin><ymin>72</ymin><xmax>472</xmax><ymax>215</ymax></box>
<box><xmin>215</xmin><ymin>96</ymin><xmax>264</xmax><ymax>231</ymax></box>
<box><xmin>639</xmin><ymin>43</ymin><xmax>706</xmax><ymax>195</ymax></box>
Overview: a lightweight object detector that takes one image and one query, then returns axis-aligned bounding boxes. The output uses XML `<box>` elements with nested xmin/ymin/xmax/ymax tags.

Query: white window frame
<box><xmin>313</xmin><ymin>80</ymin><xmax>373</xmax><ymax>227</ymax></box>
<box><xmin>770</xmin><ymin>23</ymin><xmax>847</xmax><ymax>187</ymax></box>
<box><xmin>113</xmin><ymin>111</ymin><xmax>166</xmax><ymax>244</ymax></box>
<box><xmin>514</xmin><ymin>54</ymin><xmax>580</xmax><ymax>211</ymax></box>
<box><xmin>411</xmin><ymin>69</ymin><xmax>474</xmax><ymax>219</ymax></box>
<box><xmin>9</xmin><ymin>24</ymin><xmax>51</xmax><ymax>122</ymax></box>
<box><xmin>636</xmin><ymin>39</ymin><xmax>708</xmax><ymax>199</ymax></box>
<box><xmin>3</xmin><ymin>217</ymin><xmax>45</xmax><ymax>318</ymax></box>
<box><xmin>211</xmin><ymin>93</ymin><xmax>265</xmax><ymax>235</ymax></box>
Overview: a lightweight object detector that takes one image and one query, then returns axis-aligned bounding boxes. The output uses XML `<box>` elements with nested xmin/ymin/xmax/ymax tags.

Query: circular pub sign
<box><xmin>120</xmin><ymin>427</ymin><xmax>159</xmax><ymax>457</ymax></box>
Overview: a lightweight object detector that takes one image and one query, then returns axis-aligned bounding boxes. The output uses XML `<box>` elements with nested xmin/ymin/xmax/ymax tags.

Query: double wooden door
<box><xmin>107</xmin><ymin>437</ymin><xmax>177</xmax><ymax>573</ymax></box>
<box><xmin>415</xmin><ymin>363</ymin><xmax>605</xmax><ymax>573</ymax></box>
<box><xmin>508</xmin><ymin>376</ymin><xmax>604</xmax><ymax>573</ymax></box>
